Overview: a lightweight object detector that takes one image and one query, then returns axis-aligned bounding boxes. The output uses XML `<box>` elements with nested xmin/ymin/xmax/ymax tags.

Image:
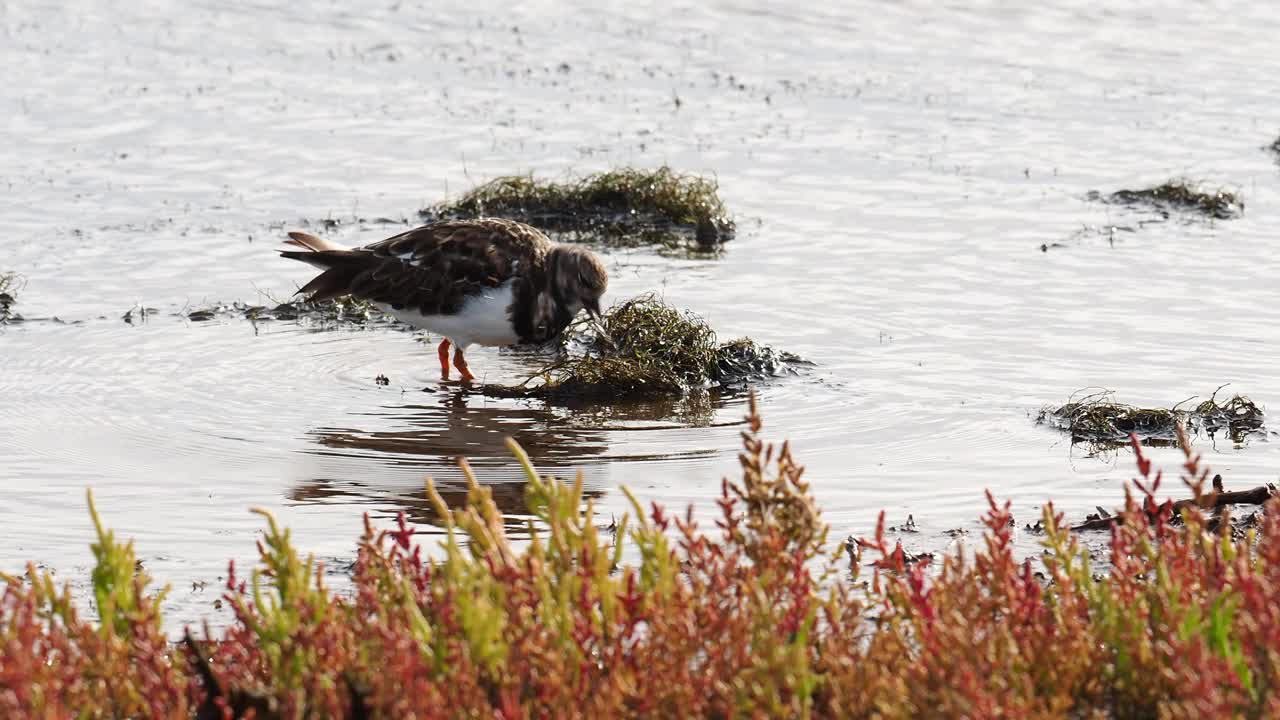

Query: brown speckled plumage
<box><xmin>280</xmin><ymin>218</ymin><xmax>607</xmax><ymax>346</ymax></box>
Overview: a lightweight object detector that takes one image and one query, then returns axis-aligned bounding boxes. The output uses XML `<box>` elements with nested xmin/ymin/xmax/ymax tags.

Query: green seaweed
<box><xmin>422</xmin><ymin>166</ymin><xmax>734</xmax><ymax>248</ymax></box>
<box><xmin>484</xmin><ymin>295</ymin><xmax>802</xmax><ymax>401</ymax></box>
<box><xmin>1193</xmin><ymin>385</ymin><xmax>1265</xmax><ymax>440</ymax></box>
<box><xmin>1038</xmin><ymin>387</ymin><xmax>1264</xmax><ymax>449</ymax></box>
<box><xmin>1094</xmin><ymin>179</ymin><xmax>1243</xmax><ymax>220</ymax></box>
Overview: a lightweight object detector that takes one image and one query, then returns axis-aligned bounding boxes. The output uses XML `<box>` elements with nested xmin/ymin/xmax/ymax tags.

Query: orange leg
<box><xmin>437</xmin><ymin>338</ymin><xmax>452</xmax><ymax>379</ymax></box>
<box><xmin>453</xmin><ymin>347</ymin><xmax>475</xmax><ymax>382</ymax></box>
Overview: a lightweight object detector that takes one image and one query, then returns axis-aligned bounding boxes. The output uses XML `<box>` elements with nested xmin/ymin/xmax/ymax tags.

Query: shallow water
<box><xmin>4</xmin><ymin>0</ymin><xmax>1280</xmax><ymax>627</ymax></box>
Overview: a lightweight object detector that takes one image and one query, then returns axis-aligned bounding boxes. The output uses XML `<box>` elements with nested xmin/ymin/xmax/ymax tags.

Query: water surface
<box><xmin>4</xmin><ymin>0</ymin><xmax>1280</xmax><ymax>626</ymax></box>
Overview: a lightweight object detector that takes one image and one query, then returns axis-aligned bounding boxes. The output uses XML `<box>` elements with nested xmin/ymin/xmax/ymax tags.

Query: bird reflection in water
<box><xmin>291</xmin><ymin>387</ymin><xmax>612</xmax><ymax>532</ymax></box>
<box><xmin>290</xmin><ymin>384</ymin><xmax>729</xmax><ymax>533</ymax></box>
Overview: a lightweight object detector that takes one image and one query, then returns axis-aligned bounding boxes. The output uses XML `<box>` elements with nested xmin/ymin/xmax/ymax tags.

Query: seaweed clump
<box><xmin>1093</xmin><ymin>179</ymin><xmax>1243</xmax><ymax>220</ymax></box>
<box><xmin>182</xmin><ymin>296</ymin><xmax>393</xmax><ymax>328</ymax></box>
<box><xmin>486</xmin><ymin>295</ymin><xmax>802</xmax><ymax>401</ymax></box>
<box><xmin>1194</xmin><ymin>388</ymin><xmax>1266</xmax><ymax>438</ymax></box>
<box><xmin>1038</xmin><ymin>387</ymin><xmax>1264</xmax><ymax>449</ymax></box>
<box><xmin>422</xmin><ymin>166</ymin><xmax>734</xmax><ymax>249</ymax></box>
<box><xmin>0</xmin><ymin>272</ymin><xmax>20</xmax><ymax>324</ymax></box>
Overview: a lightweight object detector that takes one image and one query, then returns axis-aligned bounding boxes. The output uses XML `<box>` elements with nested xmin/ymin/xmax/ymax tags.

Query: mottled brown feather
<box><xmin>280</xmin><ymin>218</ymin><xmax>600</xmax><ymax>344</ymax></box>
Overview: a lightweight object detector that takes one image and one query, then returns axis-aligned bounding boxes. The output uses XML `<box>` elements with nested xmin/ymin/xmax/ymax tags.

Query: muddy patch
<box><xmin>1089</xmin><ymin>179</ymin><xmax>1243</xmax><ymax>220</ymax></box>
<box><xmin>1037</xmin><ymin>386</ymin><xmax>1265</xmax><ymax>449</ymax></box>
<box><xmin>482</xmin><ymin>295</ymin><xmax>805</xmax><ymax>402</ymax></box>
<box><xmin>419</xmin><ymin>166</ymin><xmax>735</xmax><ymax>251</ymax></box>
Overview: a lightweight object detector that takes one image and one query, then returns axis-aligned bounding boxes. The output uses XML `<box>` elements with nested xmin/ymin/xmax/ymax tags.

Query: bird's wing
<box><xmin>281</xmin><ymin>219</ymin><xmax>551</xmax><ymax>314</ymax></box>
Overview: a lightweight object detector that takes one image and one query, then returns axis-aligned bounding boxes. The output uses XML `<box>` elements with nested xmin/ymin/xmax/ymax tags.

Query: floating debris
<box><xmin>1267</xmin><ymin>135</ymin><xmax>1280</xmax><ymax>161</ymax></box>
<box><xmin>1090</xmin><ymin>179</ymin><xmax>1243</xmax><ymax>220</ymax></box>
<box><xmin>1037</xmin><ymin>387</ymin><xmax>1264</xmax><ymax>448</ymax></box>
<box><xmin>421</xmin><ymin>166</ymin><xmax>735</xmax><ymax>249</ymax></box>
<box><xmin>1041</xmin><ymin>223</ymin><xmax>1142</xmax><ymax>252</ymax></box>
<box><xmin>0</xmin><ymin>272</ymin><xmax>21</xmax><ymax>324</ymax></box>
<box><xmin>484</xmin><ymin>294</ymin><xmax>803</xmax><ymax>401</ymax></box>
<box><xmin>121</xmin><ymin>305</ymin><xmax>157</xmax><ymax>325</ymax></box>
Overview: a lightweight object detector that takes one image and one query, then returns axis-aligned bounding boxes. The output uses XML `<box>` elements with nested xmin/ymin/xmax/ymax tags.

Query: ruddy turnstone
<box><xmin>279</xmin><ymin>218</ymin><xmax>608</xmax><ymax>382</ymax></box>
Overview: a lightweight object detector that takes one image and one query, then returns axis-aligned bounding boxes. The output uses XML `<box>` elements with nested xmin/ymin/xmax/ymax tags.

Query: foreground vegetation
<box><xmin>3</xmin><ymin>396</ymin><xmax>1280</xmax><ymax>718</ymax></box>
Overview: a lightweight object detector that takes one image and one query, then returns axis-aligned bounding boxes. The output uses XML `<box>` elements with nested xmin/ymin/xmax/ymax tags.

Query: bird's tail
<box><xmin>279</xmin><ymin>231</ymin><xmax>370</xmax><ymax>302</ymax></box>
<box><xmin>282</xmin><ymin>230</ymin><xmax>347</xmax><ymax>253</ymax></box>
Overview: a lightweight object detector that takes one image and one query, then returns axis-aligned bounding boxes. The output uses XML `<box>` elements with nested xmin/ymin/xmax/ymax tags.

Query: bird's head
<box><xmin>548</xmin><ymin>246</ymin><xmax>609</xmax><ymax>321</ymax></box>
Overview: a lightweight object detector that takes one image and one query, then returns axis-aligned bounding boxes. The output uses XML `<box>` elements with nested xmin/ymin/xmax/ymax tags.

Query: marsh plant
<box><xmin>4</xmin><ymin>396</ymin><xmax>1280</xmax><ymax>717</ymax></box>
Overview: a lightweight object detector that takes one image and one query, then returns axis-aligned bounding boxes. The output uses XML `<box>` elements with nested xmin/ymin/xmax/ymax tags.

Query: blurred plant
<box><xmin>3</xmin><ymin>399</ymin><xmax>1280</xmax><ymax>718</ymax></box>
<box><xmin>0</xmin><ymin>491</ymin><xmax>187</xmax><ymax>717</ymax></box>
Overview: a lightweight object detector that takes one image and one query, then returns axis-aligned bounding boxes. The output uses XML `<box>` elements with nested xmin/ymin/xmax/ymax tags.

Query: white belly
<box><xmin>375</xmin><ymin>281</ymin><xmax>519</xmax><ymax>350</ymax></box>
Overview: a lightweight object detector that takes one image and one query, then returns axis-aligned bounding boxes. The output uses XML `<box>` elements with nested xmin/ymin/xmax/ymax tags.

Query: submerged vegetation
<box><xmin>0</xmin><ymin>272</ymin><xmax>20</xmax><ymax>323</ymax></box>
<box><xmin>1091</xmin><ymin>178</ymin><xmax>1243</xmax><ymax>219</ymax></box>
<box><xmin>7</xmin><ymin>398</ymin><xmax>1280</xmax><ymax>717</ymax></box>
<box><xmin>485</xmin><ymin>294</ymin><xmax>804</xmax><ymax>400</ymax></box>
<box><xmin>422</xmin><ymin>166</ymin><xmax>735</xmax><ymax>249</ymax></box>
<box><xmin>1038</xmin><ymin>386</ymin><xmax>1265</xmax><ymax>448</ymax></box>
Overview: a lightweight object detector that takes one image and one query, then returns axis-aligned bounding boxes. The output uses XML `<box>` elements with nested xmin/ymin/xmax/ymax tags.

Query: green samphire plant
<box><xmin>3</xmin><ymin>395</ymin><xmax>1279</xmax><ymax>718</ymax></box>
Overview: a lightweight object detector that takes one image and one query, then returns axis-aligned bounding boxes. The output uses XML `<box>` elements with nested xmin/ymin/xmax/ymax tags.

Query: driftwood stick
<box><xmin>1171</xmin><ymin>485</ymin><xmax>1275</xmax><ymax>514</ymax></box>
<box><xmin>1071</xmin><ymin>480</ymin><xmax>1277</xmax><ymax>532</ymax></box>
<box><xmin>1072</xmin><ymin>515</ymin><xmax>1119</xmax><ymax>532</ymax></box>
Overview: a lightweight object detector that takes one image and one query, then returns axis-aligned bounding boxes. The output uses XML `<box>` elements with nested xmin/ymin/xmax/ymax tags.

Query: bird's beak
<box><xmin>585</xmin><ymin>299</ymin><xmax>615</xmax><ymax>349</ymax></box>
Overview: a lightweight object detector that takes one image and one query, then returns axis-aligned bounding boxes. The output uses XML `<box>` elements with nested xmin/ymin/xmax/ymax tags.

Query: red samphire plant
<box><xmin>2</xmin><ymin>396</ymin><xmax>1279</xmax><ymax>718</ymax></box>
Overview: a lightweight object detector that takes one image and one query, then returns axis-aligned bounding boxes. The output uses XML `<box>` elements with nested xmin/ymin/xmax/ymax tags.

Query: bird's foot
<box><xmin>437</xmin><ymin>338</ymin><xmax>452</xmax><ymax>380</ymax></box>
<box><xmin>453</xmin><ymin>348</ymin><xmax>476</xmax><ymax>383</ymax></box>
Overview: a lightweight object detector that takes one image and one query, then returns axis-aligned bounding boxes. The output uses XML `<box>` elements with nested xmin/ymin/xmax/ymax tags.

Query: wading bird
<box><xmin>280</xmin><ymin>218</ymin><xmax>608</xmax><ymax>382</ymax></box>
